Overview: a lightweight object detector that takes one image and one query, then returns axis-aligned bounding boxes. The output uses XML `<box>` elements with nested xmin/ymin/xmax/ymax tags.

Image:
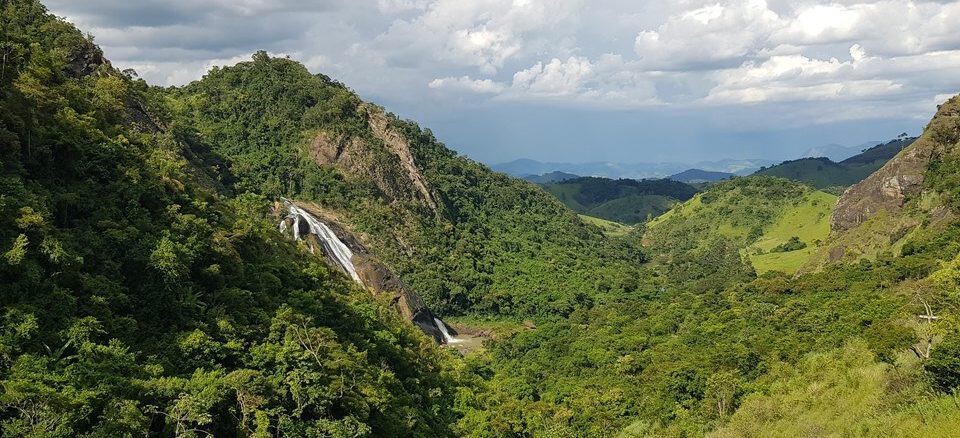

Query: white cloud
<box><xmin>512</xmin><ymin>57</ymin><xmax>595</xmax><ymax>96</ymax></box>
<box><xmin>633</xmin><ymin>0</ymin><xmax>781</xmax><ymax>70</ymax></box>
<box><xmin>45</xmin><ymin>0</ymin><xmax>960</xmax><ymax>125</ymax></box>
<box><xmin>429</xmin><ymin>76</ymin><xmax>507</xmax><ymax>93</ymax></box>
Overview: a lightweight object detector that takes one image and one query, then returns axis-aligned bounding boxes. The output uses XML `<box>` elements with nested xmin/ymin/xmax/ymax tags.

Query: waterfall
<box><xmin>280</xmin><ymin>199</ymin><xmax>460</xmax><ymax>345</ymax></box>
<box><xmin>280</xmin><ymin>200</ymin><xmax>361</xmax><ymax>283</ymax></box>
<box><xmin>434</xmin><ymin>317</ymin><xmax>461</xmax><ymax>344</ymax></box>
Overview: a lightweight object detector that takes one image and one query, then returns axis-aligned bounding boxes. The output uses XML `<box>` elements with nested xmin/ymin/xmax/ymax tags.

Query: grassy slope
<box><xmin>645</xmin><ymin>178</ymin><xmax>836</xmax><ymax>275</ymax></box>
<box><xmin>579</xmin><ymin>214</ymin><xmax>635</xmax><ymax>238</ymax></box>
<box><xmin>747</xmin><ymin>190</ymin><xmax>837</xmax><ymax>275</ymax></box>
<box><xmin>710</xmin><ymin>341</ymin><xmax>960</xmax><ymax>438</ymax></box>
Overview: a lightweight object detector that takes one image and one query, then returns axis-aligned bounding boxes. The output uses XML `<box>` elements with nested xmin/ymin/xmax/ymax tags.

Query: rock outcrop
<box><xmin>832</xmin><ymin>97</ymin><xmax>960</xmax><ymax>231</ymax></box>
<box><xmin>307</xmin><ymin>106</ymin><xmax>438</xmax><ymax>213</ymax></box>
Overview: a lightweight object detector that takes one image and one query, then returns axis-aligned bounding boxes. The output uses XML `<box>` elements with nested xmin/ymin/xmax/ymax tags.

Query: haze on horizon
<box><xmin>46</xmin><ymin>0</ymin><xmax>960</xmax><ymax>165</ymax></box>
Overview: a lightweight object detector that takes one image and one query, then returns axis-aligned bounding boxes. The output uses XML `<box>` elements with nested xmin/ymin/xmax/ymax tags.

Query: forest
<box><xmin>3</xmin><ymin>1</ymin><xmax>960</xmax><ymax>436</ymax></box>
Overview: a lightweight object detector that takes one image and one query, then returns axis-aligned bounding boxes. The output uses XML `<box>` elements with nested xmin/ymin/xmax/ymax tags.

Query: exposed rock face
<box><xmin>307</xmin><ymin>106</ymin><xmax>437</xmax><ymax>212</ymax></box>
<box><xmin>63</xmin><ymin>38</ymin><xmax>108</xmax><ymax>78</ymax></box>
<box><xmin>832</xmin><ymin>98</ymin><xmax>959</xmax><ymax>231</ymax></box>
<box><xmin>366</xmin><ymin>109</ymin><xmax>438</xmax><ymax>211</ymax></box>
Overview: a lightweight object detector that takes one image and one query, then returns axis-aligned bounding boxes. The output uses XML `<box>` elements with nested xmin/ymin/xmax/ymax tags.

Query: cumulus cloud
<box><xmin>429</xmin><ymin>76</ymin><xmax>507</xmax><ymax>94</ymax></box>
<box><xmin>44</xmin><ymin>0</ymin><xmax>960</xmax><ymax>129</ymax></box>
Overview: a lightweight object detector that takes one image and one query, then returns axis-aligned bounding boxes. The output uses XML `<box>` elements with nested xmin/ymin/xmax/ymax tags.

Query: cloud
<box><xmin>633</xmin><ymin>0</ymin><xmax>781</xmax><ymax>71</ymax></box>
<box><xmin>365</xmin><ymin>0</ymin><xmax>583</xmax><ymax>74</ymax></box>
<box><xmin>43</xmin><ymin>0</ymin><xmax>960</xmax><ymax>162</ymax></box>
<box><xmin>429</xmin><ymin>76</ymin><xmax>507</xmax><ymax>93</ymax></box>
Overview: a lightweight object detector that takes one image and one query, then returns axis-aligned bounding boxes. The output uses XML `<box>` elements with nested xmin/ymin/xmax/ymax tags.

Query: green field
<box><xmin>747</xmin><ymin>190</ymin><xmax>837</xmax><ymax>274</ymax></box>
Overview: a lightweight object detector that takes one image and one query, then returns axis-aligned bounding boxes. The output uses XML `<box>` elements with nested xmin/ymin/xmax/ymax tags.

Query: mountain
<box><xmin>753</xmin><ymin>137</ymin><xmax>916</xmax><ymax>191</ymax></box>
<box><xmin>522</xmin><ymin>171</ymin><xmax>579</xmax><ymax>183</ymax></box>
<box><xmin>803</xmin><ymin>140</ymin><xmax>881</xmax><ymax>162</ymax></box>
<box><xmin>669</xmin><ymin>168</ymin><xmax>735</xmax><ymax>183</ymax></box>
<box><xmin>493</xmin><ymin>158</ymin><xmax>774</xmax><ymax>180</ymax></box>
<box><xmin>10</xmin><ymin>1</ymin><xmax>960</xmax><ymax>437</ymax></box>
<box><xmin>0</xmin><ymin>4</ymin><xmax>462</xmax><ymax>435</ymax></box>
<box><xmin>539</xmin><ymin>177</ymin><xmax>698</xmax><ymax>224</ymax></box>
<box><xmin>169</xmin><ymin>52</ymin><xmax>644</xmax><ymax>320</ymax></box>
<box><xmin>809</xmin><ymin>97</ymin><xmax>960</xmax><ymax>267</ymax></box>
<box><xmin>493</xmin><ymin>159</ymin><xmax>685</xmax><ymax>179</ymax></box>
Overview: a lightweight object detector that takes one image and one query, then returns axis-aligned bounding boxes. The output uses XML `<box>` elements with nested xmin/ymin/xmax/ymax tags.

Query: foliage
<box><xmin>0</xmin><ymin>3</ymin><xmax>464</xmax><ymax>435</ymax></box>
<box><xmin>753</xmin><ymin>137</ymin><xmax>914</xmax><ymax>190</ymax></box>
<box><xmin>168</xmin><ymin>54</ymin><xmax>647</xmax><ymax>319</ymax></box>
<box><xmin>769</xmin><ymin>236</ymin><xmax>807</xmax><ymax>253</ymax></box>
<box><xmin>7</xmin><ymin>2</ymin><xmax>960</xmax><ymax>437</ymax></box>
<box><xmin>541</xmin><ymin>176</ymin><xmax>698</xmax><ymax>224</ymax></box>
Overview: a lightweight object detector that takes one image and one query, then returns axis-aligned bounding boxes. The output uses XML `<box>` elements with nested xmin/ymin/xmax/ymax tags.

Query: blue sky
<box><xmin>47</xmin><ymin>0</ymin><xmax>960</xmax><ymax>164</ymax></box>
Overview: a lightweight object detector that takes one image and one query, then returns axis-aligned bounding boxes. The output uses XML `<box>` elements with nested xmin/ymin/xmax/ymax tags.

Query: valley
<box><xmin>3</xmin><ymin>1</ymin><xmax>960</xmax><ymax>437</ymax></box>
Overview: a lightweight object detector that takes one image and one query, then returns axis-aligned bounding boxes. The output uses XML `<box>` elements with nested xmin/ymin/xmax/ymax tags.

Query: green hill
<box><xmin>669</xmin><ymin>168</ymin><xmax>735</xmax><ymax>183</ymax></box>
<box><xmin>522</xmin><ymin>171</ymin><xmax>579</xmax><ymax>183</ymax></box>
<box><xmin>541</xmin><ymin>176</ymin><xmax>698</xmax><ymax>224</ymax></box>
<box><xmin>644</xmin><ymin>176</ymin><xmax>836</xmax><ymax>276</ymax></box>
<box><xmin>0</xmin><ymin>3</ymin><xmax>462</xmax><ymax>435</ymax></box>
<box><xmin>9</xmin><ymin>1</ymin><xmax>960</xmax><ymax>437</ymax></box>
<box><xmin>753</xmin><ymin>137</ymin><xmax>916</xmax><ymax>192</ymax></box>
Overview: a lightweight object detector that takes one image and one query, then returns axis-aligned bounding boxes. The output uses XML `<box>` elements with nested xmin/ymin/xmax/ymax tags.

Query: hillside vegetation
<box><xmin>0</xmin><ymin>3</ymin><xmax>463</xmax><ymax>435</ymax></box>
<box><xmin>168</xmin><ymin>55</ymin><xmax>645</xmax><ymax>319</ymax></box>
<box><xmin>541</xmin><ymin>176</ymin><xmax>698</xmax><ymax>224</ymax></box>
<box><xmin>645</xmin><ymin>176</ymin><xmax>835</xmax><ymax>276</ymax></box>
<box><xmin>753</xmin><ymin>137</ymin><xmax>915</xmax><ymax>192</ymax></box>
<box><xmin>8</xmin><ymin>1</ymin><xmax>960</xmax><ymax>436</ymax></box>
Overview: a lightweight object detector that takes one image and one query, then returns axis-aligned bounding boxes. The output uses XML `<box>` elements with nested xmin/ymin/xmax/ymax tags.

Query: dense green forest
<box><xmin>5</xmin><ymin>1</ymin><xmax>960</xmax><ymax>436</ymax></box>
<box><xmin>166</xmin><ymin>56</ymin><xmax>646</xmax><ymax>319</ymax></box>
<box><xmin>540</xmin><ymin>177</ymin><xmax>698</xmax><ymax>224</ymax></box>
<box><xmin>753</xmin><ymin>137</ymin><xmax>916</xmax><ymax>193</ymax></box>
<box><xmin>0</xmin><ymin>3</ymin><xmax>464</xmax><ymax>435</ymax></box>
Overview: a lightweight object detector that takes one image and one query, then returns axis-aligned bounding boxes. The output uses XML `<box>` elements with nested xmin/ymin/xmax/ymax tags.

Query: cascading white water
<box><xmin>280</xmin><ymin>200</ymin><xmax>361</xmax><ymax>283</ymax></box>
<box><xmin>434</xmin><ymin>317</ymin><xmax>461</xmax><ymax>344</ymax></box>
<box><xmin>280</xmin><ymin>199</ymin><xmax>462</xmax><ymax>345</ymax></box>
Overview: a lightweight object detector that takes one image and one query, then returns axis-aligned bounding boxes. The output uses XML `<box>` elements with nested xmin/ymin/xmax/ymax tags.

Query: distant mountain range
<box><xmin>522</xmin><ymin>171</ymin><xmax>580</xmax><ymax>184</ymax></box>
<box><xmin>754</xmin><ymin>137</ymin><xmax>917</xmax><ymax>192</ymax></box>
<box><xmin>494</xmin><ymin>158</ymin><xmax>775</xmax><ymax>180</ymax></box>
<box><xmin>802</xmin><ymin>141</ymin><xmax>883</xmax><ymax>162</ymax></box>
<box><xmin>668</xmin><ymin>168</ymin><xmax>734</xmax><ymax>183</ymax></box>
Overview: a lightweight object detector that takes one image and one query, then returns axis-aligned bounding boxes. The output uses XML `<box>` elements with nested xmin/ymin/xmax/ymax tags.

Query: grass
<box><xmin>710</xmin><ymin>340</ymin><xmax>960</xmax><ymax>438</ymax></box>
<box><xmin>579</xmin><ymin>214</ymin><xmax>635</xmax><ymax>238</ymax></box>
<box><xmin>747</xmin><ymin>190</ymin><xmax>837</xmax><ymax>275</ymax></box>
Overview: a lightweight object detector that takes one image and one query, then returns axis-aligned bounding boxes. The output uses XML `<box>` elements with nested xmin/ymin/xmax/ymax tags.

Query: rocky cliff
<box><xmin>308</xmin><ymin>105</ymin><xmax>438</xmax><ymax>213</ymax></box>
<box><xmin>800</xmin><ymin>95</ymin><xmax>960</xmax><ymax>269</ymax></box>
<box><xmin>832</xmin><ymin>96</ymin><xmax>960</xmax><ymax>232</ymax></box>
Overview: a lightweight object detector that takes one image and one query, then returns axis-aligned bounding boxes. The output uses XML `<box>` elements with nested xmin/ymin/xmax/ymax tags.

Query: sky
<box><xmin>46</xmin><ymin>0</ymin><xmax>960</xmax><ymax>165</ymax></box>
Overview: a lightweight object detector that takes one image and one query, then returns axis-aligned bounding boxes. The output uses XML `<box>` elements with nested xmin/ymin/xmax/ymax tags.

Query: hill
<box><xmin>10</xmin><ymin>1</ymin><xmax>960</xmax><ymax>437</ymax></box>
<box><xmin>802</xmin><ymin>140</ymin><xmax>882</xmax><ymax>162</ymax></box>
<box><xmin>645</xmin><ymin>176</ymin><xmax>835</xmax><ymax>276</ymax></box>
<box><xmin>753</xmin><ymin>137</ymin><xmax>916</xmax><ymax>191</ymax></box>
<box><xmin>540</xmin><ymin>177</ymin><xmax>699</xmax><ymax>224</ymax></box>
<box><xmin>522</xmin><ymin>171</ymin><xmax>579</xmax><ymax>183</ymax></box>
<box><xmin>669</xmin><ymin>168</ymin><xmax>734</xmax><ymax>183</ymax></box>
<box><xmin>0</xmin><ymin>3</ymin><xmax>463</xmax><ymax>435</ymax></box>
<box><xmin>808</xmin><ymin>97</ymin><xmax>960</xmax><ymax>268</ymax></box>
<box><xmin>169</xmin><ymin>53</ymin><xmax>644</xmax><ymax>320</ymax></box>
